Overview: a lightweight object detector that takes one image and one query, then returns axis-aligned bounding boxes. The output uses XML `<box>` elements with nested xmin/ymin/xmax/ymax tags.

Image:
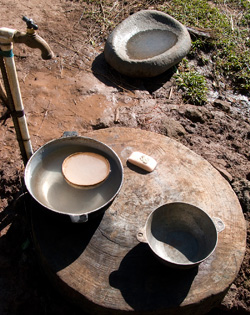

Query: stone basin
<box><xmin>104</xmin><ymin>10</ymin><xmax>191</xmax><ymax>77</ymax></box>
<box><xmin>127</xmin><ymin>29</ymin><xmax>177</xmax><ymax>60</ymax></box>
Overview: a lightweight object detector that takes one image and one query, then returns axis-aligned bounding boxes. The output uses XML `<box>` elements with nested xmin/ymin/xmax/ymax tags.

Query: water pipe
<box><xmin>14</xmin><ymin>17</ymin><xmax>54</xmax><ymax>60</ymax></box>
<box><xmin>0</xmin><ymin>17</ymin><xmax>54</xmax><ymax>165</ymax></box>
<box><xmin>0</xmin><ymin>79</ymin><xmax>8</xmax><ymax>105</ymax></box>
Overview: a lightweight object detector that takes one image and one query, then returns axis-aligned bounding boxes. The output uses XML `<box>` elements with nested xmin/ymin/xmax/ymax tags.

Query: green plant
<box><xmin>175</xmin><ymin>70</ymin><xmax>208</xmax><ymax>105</ymax></box>
<box><xmin>160</xmin><ymin>0</ymin><xmax>250</xmax><ymax>93</ymax></box>
<box><xmin>79</xmin><ymin>0</ymin><xmax>250</xmax><ymax>94</ymax></box>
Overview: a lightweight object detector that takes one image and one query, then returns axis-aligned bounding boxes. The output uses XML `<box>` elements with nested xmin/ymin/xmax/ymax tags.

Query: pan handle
<box><xmin>62</xmin><ymin>131</ymin><xmax>78</xmax><ymax>138</ymax></box>
<box><xmin>70</xmin><ymin>214</ymin><xmax>88</xmax><ymax>223</ymax></box>
<box><xmin>136</xmin><ymin>227</ymin><xmax>147</xmax><ymax>243</ymax></box>
<box><xmin>212</xmin><ymin>217</ymin><xmax>225</xmax><ymax>233</ymax></box>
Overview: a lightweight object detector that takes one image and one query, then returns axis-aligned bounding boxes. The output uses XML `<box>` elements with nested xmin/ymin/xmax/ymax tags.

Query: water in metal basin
<box><xmin>30</xmin><ymin>163</ymin><xmax>107</xmax><ymax>214</ymax></box>
<box><xmin>28</xmin><ymin>151</ymin><xmax>116</xmax><ymax>215</ymax></box>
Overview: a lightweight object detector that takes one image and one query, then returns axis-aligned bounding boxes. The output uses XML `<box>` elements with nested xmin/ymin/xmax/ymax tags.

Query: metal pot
<box><xmin>137</xmin><ymin>202</ymin><xmax>225</xmax><ymax>269</ymax></box>
<box><xmin>25</xmin><ymin>132</ymin><xmax>123</xmax><ymax>223</ymax></box>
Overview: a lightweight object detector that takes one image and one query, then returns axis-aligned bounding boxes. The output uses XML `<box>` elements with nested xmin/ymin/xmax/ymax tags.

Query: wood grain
<box><xmin>31</xmin><ymin>127</ymin><xmax>246</xmax><ymax>314</ymax></box>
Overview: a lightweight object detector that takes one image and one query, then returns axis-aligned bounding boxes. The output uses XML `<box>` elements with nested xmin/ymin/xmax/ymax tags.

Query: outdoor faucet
<box><xmin>13</xmin><ymin>16</ymin><xmax>54</xmax><ymax>60</ymax></box>
<box><xmin>0</xmin><ymin>17</ymin><xmax>54</xmax><ymax>164</ymax></box>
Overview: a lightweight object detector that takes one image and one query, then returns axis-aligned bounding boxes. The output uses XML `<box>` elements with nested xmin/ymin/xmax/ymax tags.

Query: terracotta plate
<box><xmin>62</xmin><ymin>152</ymin><xmax>110</xmax><ymax>189</ymax></box>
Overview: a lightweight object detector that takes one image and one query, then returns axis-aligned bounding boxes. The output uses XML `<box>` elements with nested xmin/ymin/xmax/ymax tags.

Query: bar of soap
<box><xmin>127</xmin><ymin>152</ymin><xmax>157</xmax><ymax>172</ymax></box>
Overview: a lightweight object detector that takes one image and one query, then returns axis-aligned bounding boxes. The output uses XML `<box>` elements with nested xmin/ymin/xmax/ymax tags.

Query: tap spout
<box><xmin>13</xmin><ymin>31</ymin><xmax>54</xmax><ymax>60</ymax></box>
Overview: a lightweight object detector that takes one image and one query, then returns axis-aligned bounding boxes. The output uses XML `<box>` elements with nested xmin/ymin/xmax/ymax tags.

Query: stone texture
<box><xmin>158</xmin><ymin>117</ymin><xmax>186</xmax><ymax>138</ymax></box>
<box><xmin>232</xmin><ymin>179</ymin><xmax>250</xmax><ymax>213</ymax></box>
<box><xmin>104</xmin><ymin>10</ymin><xmax>191</xmax><ymax>77</ymax></box>
<box><xmin>213</xmin><ymin>99</ymin><xmax>231</xmax><ymax>113</ymax></box>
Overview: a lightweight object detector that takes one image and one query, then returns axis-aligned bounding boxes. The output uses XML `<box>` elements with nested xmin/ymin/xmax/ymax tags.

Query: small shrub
<box><xmin>175</xmin><ymin>70</ymin><xmax>208</xmax><ymax>105</ymax></box>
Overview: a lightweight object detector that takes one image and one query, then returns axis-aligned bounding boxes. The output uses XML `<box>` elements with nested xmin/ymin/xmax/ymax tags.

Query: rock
<box><xmin>91</xmin><ymin>108</ymin><xmax>114</xmax><ymax>129</ymax></box>
<box><xmin>117</xmin><ymin>106</ymin><xmax>138</xmax><ymax>128</ymax></box>
<box><xmin>212</xmin><ymin>164</ymin><xmax>233</xmax><ymax>183</ymax></box>
<box><xmin>221</xmin><ymin>283</ymin><xmax>239</xmax><ymax>310</ymax></box>
<box><xmin>158</xmin><ymin>117</ymin><xmax>186</xmax><ymax>138</ymax></box>
<box><xmin>104</xmin><ymin>10</ymin><xmax>191</xmax><ymax>77</ymax></box>
<box><xmin>184</xmin><ymin>108</ymin><xmax>205</xmax><ymax>123</ymax></box>
<box><xmin>213</xmin><ymin>99</ymin><xmax>231</xmax><ymax>113</ymax></box>
<box><xmin>231</xmin><ymin>179</ymin><xmax>250</xmax><ymax>213</ymax></box>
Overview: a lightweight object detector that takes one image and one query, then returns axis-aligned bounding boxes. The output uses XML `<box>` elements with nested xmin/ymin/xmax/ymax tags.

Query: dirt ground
<box><xmin>0</xmin><ymin>0</ymin><xmax>250</xmax><ymax>314</ymax></box>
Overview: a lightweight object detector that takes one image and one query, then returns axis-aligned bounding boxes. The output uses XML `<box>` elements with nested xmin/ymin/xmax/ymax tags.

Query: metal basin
<box><xmin>137</xmin><ymin>202</ymin><xmax>224</xmax><ymax>269</ymax></box>
<box><xmin>25</xmin><ymin>135</ymin><xmax>123</xmax><ymax>223</ymax></box>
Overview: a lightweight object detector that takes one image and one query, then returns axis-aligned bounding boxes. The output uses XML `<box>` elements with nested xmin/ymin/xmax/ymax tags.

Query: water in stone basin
<box><xmin>126</xmin><ymin>29</ymin><xmax>177</xmax><ymax>60</ymax></box>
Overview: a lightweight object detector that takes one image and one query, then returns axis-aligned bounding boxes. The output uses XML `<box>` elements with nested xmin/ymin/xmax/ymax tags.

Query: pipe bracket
<box><xmin>0</xmin><ymin>49</ymin><xmax>14</xmax><ymax>57</ymax></box>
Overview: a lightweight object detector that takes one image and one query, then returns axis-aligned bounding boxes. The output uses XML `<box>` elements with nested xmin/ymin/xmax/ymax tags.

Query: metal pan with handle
<box><xmin>137</xmin><ymin>202</ymin><xmax>225</xmax><ymax>269</ymax></box>
<box><xmin>25</xmin><ymin>132</ymin><xmax>123</xmax><ymax>223</ymax></box>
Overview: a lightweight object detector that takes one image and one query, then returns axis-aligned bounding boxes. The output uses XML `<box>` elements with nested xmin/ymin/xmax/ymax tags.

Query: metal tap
<box><xmin>0</xmin><ymin>17</ymin><xmax>54</xmax><ymax>164</ymax></box>
<box><xmin>12</xmin><ymin>16</ymin><xmax>54</xmax><ymax>60</ymax></box>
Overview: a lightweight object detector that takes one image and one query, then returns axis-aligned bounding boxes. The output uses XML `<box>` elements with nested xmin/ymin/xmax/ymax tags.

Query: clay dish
<box><xmin>62</xmin><ymin>152</ymin><xmax>110</xmax><ymax>189</ymax></box>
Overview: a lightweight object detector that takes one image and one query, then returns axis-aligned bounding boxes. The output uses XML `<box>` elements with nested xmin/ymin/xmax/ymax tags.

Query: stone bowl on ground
<box><xmin>104</xmin><ymin>10</ymin><xmax>191</xmax><ymax>77</ymax></box>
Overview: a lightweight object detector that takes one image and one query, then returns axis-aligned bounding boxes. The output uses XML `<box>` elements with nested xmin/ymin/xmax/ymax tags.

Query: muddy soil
<box><xmin>0</xmin><ymin>1</ymin><xmax>250</xmax><ymax>314</ymax></box>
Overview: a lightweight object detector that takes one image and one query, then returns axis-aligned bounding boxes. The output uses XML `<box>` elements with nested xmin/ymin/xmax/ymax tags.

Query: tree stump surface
<box><xmin>31</xmin><ymin>127</ymin><xmax>246</xmax><ymax>315</ymax></box>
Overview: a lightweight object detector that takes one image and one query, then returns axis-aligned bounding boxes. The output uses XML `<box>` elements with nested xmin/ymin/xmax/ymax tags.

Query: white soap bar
<box><xmin>127</xmin><ymin>152</ymin><xmax>157</xmax><ymax>172</ymax></box>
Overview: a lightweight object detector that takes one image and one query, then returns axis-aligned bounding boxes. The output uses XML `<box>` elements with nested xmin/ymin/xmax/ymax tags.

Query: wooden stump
<box><xmin>31</xmin><ymin>127</ymin><xmax>246</xmax><ymax>314</ymax></box>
